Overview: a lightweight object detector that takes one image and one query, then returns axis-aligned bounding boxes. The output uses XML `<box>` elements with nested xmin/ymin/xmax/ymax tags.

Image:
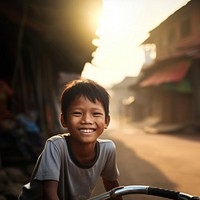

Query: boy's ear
<box><xmin>104</xmin><ymin>115</ymin><xmax>110</xmax><ymax>129</ymax></box>
<box><xmin>60</xmin><ymin>114</ymin><xmax>67</xmax><ymax>128</ymax></box>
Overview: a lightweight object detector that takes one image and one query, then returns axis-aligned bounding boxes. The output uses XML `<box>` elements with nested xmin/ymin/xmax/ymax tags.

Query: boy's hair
<box><xmin>60</xmin><ymin>78</ymin><xmax>110</xmax><ymax>121</ymax></box>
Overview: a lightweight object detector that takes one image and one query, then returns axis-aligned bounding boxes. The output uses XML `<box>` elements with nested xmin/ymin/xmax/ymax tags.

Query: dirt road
<box><xmin>92</xmin><ymin>121</ymin><xmax>200</xmax><ymax>199</ymax></box>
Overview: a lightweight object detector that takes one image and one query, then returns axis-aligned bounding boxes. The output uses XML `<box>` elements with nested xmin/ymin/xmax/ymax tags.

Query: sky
<box><xmin>81</xmin><ymin>0</ymin><xmax>190</xmax><ymax>88</ymax></box>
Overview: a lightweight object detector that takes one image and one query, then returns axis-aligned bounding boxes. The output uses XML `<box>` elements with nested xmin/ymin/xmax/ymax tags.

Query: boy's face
<box><xmin>61</xmin><ymin>95</ymin><xmax>110</xmax><ymax>144</ymax></box>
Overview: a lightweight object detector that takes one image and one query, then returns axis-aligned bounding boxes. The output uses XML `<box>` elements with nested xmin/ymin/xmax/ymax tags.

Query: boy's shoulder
<box><xmin>97</xmin><ymin>138</ymin><xmax>113</xmax><ymax>143</ymax></box>
<box><xmin>47</xmin><ymin>133</ymin><xmax>69</xmax><ymax>142</ymax></box>
<box><xmin>97</xmin><ymin>138</ymin><xmax>116</xmax><ymax>149</ymax></box>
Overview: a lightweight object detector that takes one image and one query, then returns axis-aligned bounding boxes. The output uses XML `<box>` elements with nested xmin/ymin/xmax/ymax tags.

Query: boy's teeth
<box><xmin>80</xmin><ymin>129</ymin><xmax>93</xmax><ymax>133</ymax></box>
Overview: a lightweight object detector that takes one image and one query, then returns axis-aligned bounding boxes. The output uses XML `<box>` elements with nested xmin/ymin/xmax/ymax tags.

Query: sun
<box><xmin>82</xmin><ymin>1</ymin><xmax>147</xmax><ymax>87</ymax></box>
<box><xmin>97</xmin><ymin>1</ymin><xmax>142</xmax><ymax>41</ymax></box>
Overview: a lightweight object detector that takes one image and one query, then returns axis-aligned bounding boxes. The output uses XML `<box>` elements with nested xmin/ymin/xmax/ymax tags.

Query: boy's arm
<box><xmin>43</xmin><ymin>180</ymin><xmax>59</xmax><ymax>200</ymax></box>
<box><xmin>102</xmin><ymin>178</ymin><xmax>123</xmax><ymax>200</ymax></box>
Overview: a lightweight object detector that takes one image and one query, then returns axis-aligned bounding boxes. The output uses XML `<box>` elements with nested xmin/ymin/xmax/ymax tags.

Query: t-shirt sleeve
<box><xmin>35</xmin><ymin>139</ymin><xmax>62</xmax><ymax>181</ymax></box>
<box><xmin>101</xmin><ymin>141</ymin><xmax>120</xmax><ymax>181</ymax></box>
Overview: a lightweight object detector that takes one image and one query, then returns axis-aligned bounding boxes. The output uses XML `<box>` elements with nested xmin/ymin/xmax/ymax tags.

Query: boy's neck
<box><xmin>68</xmin><ymin>138</ymin><xmax>98</xmax><ymax>166</ymax></box>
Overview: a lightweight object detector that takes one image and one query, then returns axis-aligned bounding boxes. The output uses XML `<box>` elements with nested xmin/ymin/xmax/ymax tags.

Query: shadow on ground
<box><xmin>92</xmin><ymin>131</ymin><xmax>177</xmax><ymax>200</ymax></box>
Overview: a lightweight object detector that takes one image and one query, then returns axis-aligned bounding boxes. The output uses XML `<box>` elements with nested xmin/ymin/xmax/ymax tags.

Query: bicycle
<box><xmin>88</xmin><ymin>185</ymin><xmax>200</xmax><ymax>200</ymax></box>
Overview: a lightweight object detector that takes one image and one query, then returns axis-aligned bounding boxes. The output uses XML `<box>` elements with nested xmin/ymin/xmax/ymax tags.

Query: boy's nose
<box><xmin>81</xmin><ymin>114</ymin><xmax>93</xmax><ymax>124</ymax></box>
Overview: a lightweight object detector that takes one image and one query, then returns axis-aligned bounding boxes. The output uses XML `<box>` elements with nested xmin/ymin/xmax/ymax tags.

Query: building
<box><xmin>132</xmin><ymin>0</ymin><xmax>200</xmax><ymax>133</ymax></box>
<box><xmin>0</xmin><ymin>0</ymin><xmax>102</xmax><ymax>134</ymax></box>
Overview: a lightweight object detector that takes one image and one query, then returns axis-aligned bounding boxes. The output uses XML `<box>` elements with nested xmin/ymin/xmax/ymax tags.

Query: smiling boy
<box><xmin>18</xmin><ymin>78</ymin><xmax>122</xmax><ymax>200</ymax></box>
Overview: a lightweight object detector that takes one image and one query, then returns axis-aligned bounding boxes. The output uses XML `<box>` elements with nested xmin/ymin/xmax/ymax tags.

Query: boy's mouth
<box><xmin>79</xmin><ymin>128</ymin><xmax>95</xmax><ymax>133</ymax></box>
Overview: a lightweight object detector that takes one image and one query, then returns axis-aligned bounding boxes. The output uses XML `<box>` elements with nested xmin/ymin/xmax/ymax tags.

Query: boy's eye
<box><xmin>72</xmin><ymin>112</ymin><xmax>82</xmax><ymax>116</ymax></box>
<box><xmin>93</xmin><ymin>112</ymin><xmax>103</xmax><ymax>116</ymax></box>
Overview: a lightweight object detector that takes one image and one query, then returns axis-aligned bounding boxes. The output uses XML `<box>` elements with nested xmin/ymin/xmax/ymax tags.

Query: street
<box><xmin>92</xmin><ymin>120</ymin><xmax>200</xmax><ymax>199</ymax></box>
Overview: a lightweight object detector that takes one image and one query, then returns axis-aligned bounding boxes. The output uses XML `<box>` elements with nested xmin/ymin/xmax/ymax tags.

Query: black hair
<box><xmin>60</xmin><ymin>78</ymin><xmax>110</xmax><ymax>121</ymax></box>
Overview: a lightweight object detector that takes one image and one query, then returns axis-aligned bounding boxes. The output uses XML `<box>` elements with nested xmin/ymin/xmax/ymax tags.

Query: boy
<box><xmin>18</xmin><ymin>78</ymin><xmax>122</xmax><ymax>200</ymax></box>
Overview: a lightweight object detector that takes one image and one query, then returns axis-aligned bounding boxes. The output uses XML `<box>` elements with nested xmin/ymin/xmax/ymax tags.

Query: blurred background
<box><xmin>0</xmin><ymin>0</ymin><xmax>200</xmax><ymax>199</ymax></box>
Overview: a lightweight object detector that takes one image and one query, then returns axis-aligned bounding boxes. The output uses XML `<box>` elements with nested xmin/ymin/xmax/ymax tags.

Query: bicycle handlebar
<box><xmin>88</xmin><ymin>185</ymin><xmax>200</xmax><ymax>200</ymax></box>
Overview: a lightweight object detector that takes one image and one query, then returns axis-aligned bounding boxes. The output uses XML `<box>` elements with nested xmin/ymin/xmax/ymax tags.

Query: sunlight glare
<box><xmin>82</xmin><ymin>0</ymin><xmax>191</xmax><ymax>88</ymax></box>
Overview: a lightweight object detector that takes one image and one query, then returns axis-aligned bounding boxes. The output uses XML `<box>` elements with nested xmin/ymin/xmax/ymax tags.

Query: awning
<box><xmin>139</xmin><ymin>60</ymin><xmax>191</xmax><ymax>87</ymax></box>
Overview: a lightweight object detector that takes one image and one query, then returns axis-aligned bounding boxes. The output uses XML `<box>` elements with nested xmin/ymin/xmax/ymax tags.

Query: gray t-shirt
<box><xmin>26</xmin><ymin>133</ymin><xmax>119</xmax><ymax>200</ymax></box>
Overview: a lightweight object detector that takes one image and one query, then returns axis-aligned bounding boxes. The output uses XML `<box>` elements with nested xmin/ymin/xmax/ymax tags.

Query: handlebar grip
<box><xmin>148</xmin><ymin>187</ymin><xmax>180</xmax><ymax>199</ymax></box>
